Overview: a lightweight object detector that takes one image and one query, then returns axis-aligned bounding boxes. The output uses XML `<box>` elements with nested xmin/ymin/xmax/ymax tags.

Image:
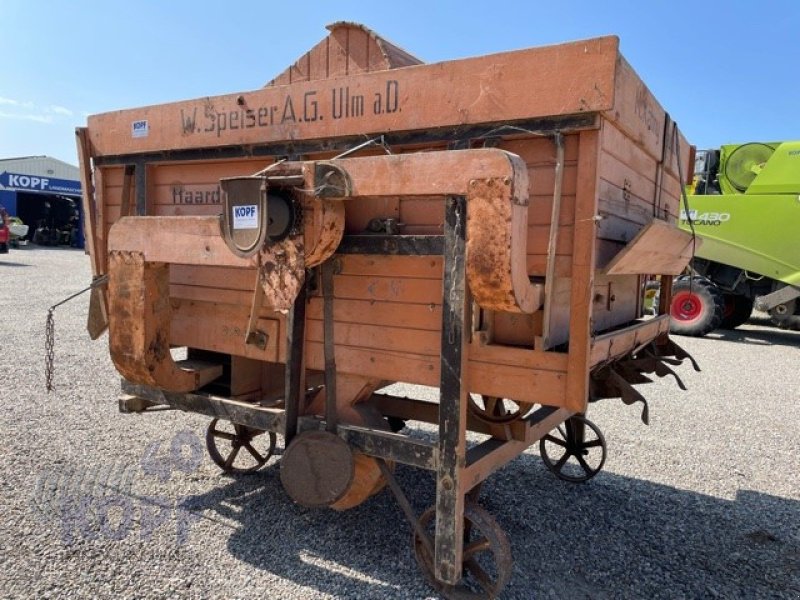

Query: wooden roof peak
<box><xmin>265</xmin><ymin>22</ymin><xmax>423</xmax><ymax>87</ymax></box>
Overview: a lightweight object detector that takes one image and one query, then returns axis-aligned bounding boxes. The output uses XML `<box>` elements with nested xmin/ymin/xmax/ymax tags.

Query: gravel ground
<box><xmin>1</xmin><ymin>246</ymin><xmax>798</xmax><ymax>599</ymax></box>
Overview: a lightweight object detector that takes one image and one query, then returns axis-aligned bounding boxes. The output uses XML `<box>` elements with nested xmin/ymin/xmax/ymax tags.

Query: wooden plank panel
<box><xmin>100</xmin><ymin>166</ymin><xmax>127</xmax><ymax>187</ymax></box>
<box><xmin>309</xmin><ymin>37</ymin><xmax>330</xmax><ymax>81</ymax></box>
<box><xmin>597</xmin><ymin>179</ymin><xmax>655</xmax><ymax>228</ymax></box>
<box><xmin>499</xmin><ymin>135</ymin><xmax>580</xmax><ymax>164</ymax></box>
<box><xmin>305</xmin><ymin>342</ymin><xmax>439</xmax><ymax>386</ymax></box>
<box><xmin>528</xmin><ymin>194</ymin><xmax>576</xmax><ymax>227</ymax></box>
<box><xmin>343</xmin><ymin>196</ymin><xmax>401</xmax><ymax>233</ymax></box>
<box><xmin>598</xmin><ymin>150</ymin><xmax>656</xmax><ymax>214</ymax></box>
<box><xmin>304</xmin><ymin>342</ymin><xmax>568</xmax><ymax>404</ymax></box>
<box><xmin>468</xmin><ymin>343</ymin><xmax>568</xmax><ymax>372</ymax></box>
<box><xmin>170</xmin><ymin>300</ymin><xmax>282</xmax><ymax>362</ymax></box>
<box><xmin>306</xmin><ymin>297</ymin><xmax>442</xmax><ymax>330</ymax></box>
<box><xmin>153</xmin><ymin>204</ymin><xmax>222</xmax><ymax>217</ymax></box>
<box><xmin>528</xmin><ymin>164</ymin><xmax>578</xmax><ymax>197</ymax></box>
<box><xmin>600</xmin><ymin>119</ymin><xmax>658</xmax><ymax>184</ymax></box>
<box><xmin>367</xmin><ymin>34</ymin><xmax>385</xmax><ymax>71</ymax></box>
<box><xmin>337</xmin><ymin>255</ymin><xmax>443</xmax><ymax>279</ymax></box>
<box><xmin>171</xmin><ymin>284</ymin><xmax>251</xmax><ymax>306</ymax></box>
<box><xmin>526</xmin><ymin>255</ymin><xmax>572</xmax><ymax>278</ymax></box>
<box><xmin>306</xmin><ymin>321</ymin><xmax>441</xmax><ymax>356</ymax></box>
<box><xmin>590</xmin><ymin>315</ymin><xmax>670</xmax><ymax>366</ymax></box>
<box><xmin>149</xmin><ymin>159</ymin><xmax>268</xmax><ymax>184</ymax></box>
<box><xmin>333</xmin><ymin>274</ymin><xmax>442</xmax><ymax>304</ymax></box>
<box><xmin>596</xmin><ymin>211</ymin><xmax>648</xmax><ymax>244</ymax></box>
<box><xmin>399</xmin><ymin>197</ymin><xmax>444</xmax><ymax>228</ymax></box>
<box><xmin>527</xmin><ymin>224</ymin><xmax>574</xmax><ymax>256</ymax></box>
<box><xmin>606</xmin><ymin>56</ymin><xmax>666</xmax><ymax>161</ymax></box>
<box><xmin>347</xmin><ymin>27</ymin><xmax>370</xmax><ymax>75</ymax></box>
<box><xmin>171</xmin><ymin>265</ymin><xmax>256</xmax><ymax>290</ymax></box>
<box><xmin>171</xmin><ymin>275</ymin><xmax>444</xmax><ymax>307</ymax></box>
<box><xmin>108</xmin><ymin>216</ymin><xmax>253</xmax><ymax>268</ymax></box>
<box><xmin>289</xmin><ymin>54</ymin><xmax>309</xmax><ymax>84</ymax></box>
<box><xmin>468</xmin><ymin>362</ymin><xmax>567</xmax><ymax>406</ymax></box>
<box><xmin>87</xmin><ymin>37</ymin><xmax>618</xmax><ymax>157</ymax></box>
<box><xmin>603</xmin><ymin>219</ymin><xmax>696</xmax><ymax>276</ymax></box>
<box><xmin>328</xmin><ymin>26</ymin><xmax>349</xmax><ymax>77</ymax></box>
<box><xmin>590</xmin><ymin>274</ymin><xmax>640</xmax><ymax>333</ymax></box>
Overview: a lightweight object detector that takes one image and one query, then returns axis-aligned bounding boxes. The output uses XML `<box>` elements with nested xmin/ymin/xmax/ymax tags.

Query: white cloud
<box><xmin>48</xmin><ymin>105</ymin><xmax>73</xmax><ymax>116</ymax></box>
<box><xmin>0</xmin><ymin>111</ymin><xmax>54</xmax><ymax>123</ymax></box>
<box><xmin>0</xmin><ymin>98</ymin><xmax>80</xmax><ymax>124</ymax></box>
<box><xmin>0</xmin><ymin>96</ymin><xmax>34</xmax><ymax>109</ymax></box>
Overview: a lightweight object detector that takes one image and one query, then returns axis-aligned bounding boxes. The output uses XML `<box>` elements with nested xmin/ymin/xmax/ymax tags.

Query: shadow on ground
<box><xmin>182</xmin><ymin>451</ymin><xmax>800</xmax><ymax>599</ymax></box>
<box><xmin>0</xmin><ymin>260</ymin><xmax>32</xmax><ymax>267</ymax></box>
<box><xmin>704</xmin><ymin>319</ymin><xmax>800</xmax><ymax>348</ymax></box>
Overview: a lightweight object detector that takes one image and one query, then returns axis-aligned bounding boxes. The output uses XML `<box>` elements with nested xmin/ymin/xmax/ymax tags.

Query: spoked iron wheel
<box><xmin>468</xmin><ymin>394</ymin><xmax>534</xmax><ymax>424</ymax></box>
<box><xmin>206</xmin><ymin>418</ymin><xmax>277</xmax><ymax>474</ymax></box>
<box><xmin>539</xmin><ymin>415</ymin><xmax>606</xmax><ymax>483</ymax></box>
<box><xmin>413</xmin><ymin>503</ymin><xmax>512</xmax><ymax>599</ymax></box>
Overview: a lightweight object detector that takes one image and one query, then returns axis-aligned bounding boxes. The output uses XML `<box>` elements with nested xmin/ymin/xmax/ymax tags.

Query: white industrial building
<box><xmin>0</xmin><ymin>155</ymin><xmax>83</xmax><ymax>247</ymax></box>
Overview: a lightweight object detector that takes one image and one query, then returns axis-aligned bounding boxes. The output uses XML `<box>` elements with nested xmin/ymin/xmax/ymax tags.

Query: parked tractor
<box><xmin>670</xmin><ymin>140</ymin><xmax>800</xmax><ymax>336</ymax></box>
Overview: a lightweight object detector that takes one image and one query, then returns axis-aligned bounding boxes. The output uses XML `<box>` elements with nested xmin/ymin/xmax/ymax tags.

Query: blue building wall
<box><xmin>0</xmin><ymin>189</ymin><xmax>17</xmax><ymax>215</ymax></box>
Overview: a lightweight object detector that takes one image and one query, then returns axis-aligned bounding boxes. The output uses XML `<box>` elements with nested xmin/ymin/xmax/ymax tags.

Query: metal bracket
<box><xmin>754</xmin><ymin>285</ymin><xmax>800</xmax><ymax>312</ymax></box>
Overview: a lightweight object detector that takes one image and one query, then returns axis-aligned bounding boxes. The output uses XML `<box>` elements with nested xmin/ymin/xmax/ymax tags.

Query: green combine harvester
<box><xmin>670</xmin><ymin>140</ymin><xmax>800</xmax><ymax>336</ymax></box>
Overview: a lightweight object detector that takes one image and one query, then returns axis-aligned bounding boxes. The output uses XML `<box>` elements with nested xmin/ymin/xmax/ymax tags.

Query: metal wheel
<box><xmin>205</xmin><ymin>418</ymin><xmax>276</xmax><ymax>474</ymax></box>
<box><xmin>413</xmin><ymin>503</ymin><xmax>512</xmax><ymax>599</ymax></box>
<box><xmin>539</xmin><ymin>415</ymin><xmax>606</xmax><ymax>483</ymax></box>
<box><xmin>468</xmin><ymin>394</ymin><xmax>534</xmax><ymax>424</ymax></box>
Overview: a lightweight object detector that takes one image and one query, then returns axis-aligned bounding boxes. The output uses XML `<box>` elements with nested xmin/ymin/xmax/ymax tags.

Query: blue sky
<box><xmin>1</xmin><ymin>1</ymin><xmax>798</xmax><ymax>165</ymax></box>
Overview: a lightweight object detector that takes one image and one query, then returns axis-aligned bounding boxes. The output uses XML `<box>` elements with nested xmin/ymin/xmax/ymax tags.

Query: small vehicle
<box><xmin>8</xmin><ymin>216</ymin><xmax>29</xmax><ymax>247</ymax></box>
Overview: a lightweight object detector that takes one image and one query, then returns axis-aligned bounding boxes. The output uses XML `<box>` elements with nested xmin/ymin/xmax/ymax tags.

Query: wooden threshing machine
<box><xmin>78</xmin><ymin>23</ymin><xmax>699</xmax><ymax>598</ymax></box>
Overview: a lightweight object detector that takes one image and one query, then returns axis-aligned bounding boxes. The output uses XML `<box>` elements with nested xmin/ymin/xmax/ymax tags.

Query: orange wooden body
<box><xmin>79</xmin><ymin>23</ymin><xmax>693</xmax><ymax>466</ymax></box>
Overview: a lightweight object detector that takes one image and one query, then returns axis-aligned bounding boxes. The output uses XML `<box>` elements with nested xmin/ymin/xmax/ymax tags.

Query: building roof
<box><xmin>0</xmin><ymin>155</ymin><xmax>79</xmax><ymax>181</ymax></box>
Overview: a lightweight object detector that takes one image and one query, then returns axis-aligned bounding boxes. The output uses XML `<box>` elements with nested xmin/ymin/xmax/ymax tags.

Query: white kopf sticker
<box><xmin>233</xmin><ymin>205</ymin><xmax>259</xmax><ymax>229</ymax></box>
<box><xmin>131</xmin><ymin>120</ymin><xmax>149</xmax><ymax>138</ymax></box>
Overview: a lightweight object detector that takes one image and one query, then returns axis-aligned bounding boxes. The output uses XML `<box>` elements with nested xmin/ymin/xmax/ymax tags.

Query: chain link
<box><xmin>45</xmin><ymin>308</ymin><xmax>56</xmax><ymax>391</ymax></box>
<box><xmin>45</xmin><ymin>275</ymin><xmax>108</xmax><ymax>392</ymax></box>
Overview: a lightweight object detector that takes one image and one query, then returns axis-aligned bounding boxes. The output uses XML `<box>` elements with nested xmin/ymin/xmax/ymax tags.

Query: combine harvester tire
<box><xmin>670</xmin><ymin>278</ymin><xmax>725</xmax><ymax>336</ymax></box>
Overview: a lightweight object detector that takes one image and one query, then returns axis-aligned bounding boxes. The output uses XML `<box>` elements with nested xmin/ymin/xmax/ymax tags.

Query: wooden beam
<box><xmin>565</xmin><ymin>130</ymin><xmax>600</xmax><ymax>413</ymax></box>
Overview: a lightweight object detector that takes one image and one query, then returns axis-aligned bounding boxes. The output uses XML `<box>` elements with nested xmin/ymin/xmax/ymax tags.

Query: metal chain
<box><xmin>45</xmin><ymin>275</ymin><xmax>109</xmax><ymax>392</ymax></box>
<box><xmin>45</xmin><ymin>308</ymin><xmax>56</xmax><ymax>392</ymax></box>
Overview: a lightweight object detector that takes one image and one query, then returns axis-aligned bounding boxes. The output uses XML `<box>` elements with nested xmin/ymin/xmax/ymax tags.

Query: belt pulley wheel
<box><xmin>280</xmin><ymin>430</ymin><xmax>355</xmax><ymax>507</ymax></box>
<box><xmin>266</xmin><ymin>192</ymin><xmax>295</xmax><ymax>241</ymax></box>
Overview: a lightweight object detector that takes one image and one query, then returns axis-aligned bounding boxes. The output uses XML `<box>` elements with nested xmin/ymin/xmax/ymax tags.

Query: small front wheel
<box><xmin>205</xmin><ymin>418</ymin><xmax>276</xmax><ymax>474</ymax></box>
<box><xmin>540</xmin><ymin>415</ymin><xmax>607</xmax><ymax>483</ymax></box>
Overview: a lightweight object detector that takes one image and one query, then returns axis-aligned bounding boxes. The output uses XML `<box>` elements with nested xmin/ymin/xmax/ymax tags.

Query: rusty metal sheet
<box><xmin>258</xmin><ymin>236</ymin><xmax>305</xmax><ymax>313</ymax></box>
<box><xmin>108</xmin><ymin>250</ymin><xmax>222</xmax><ymax>392</ymax></box>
